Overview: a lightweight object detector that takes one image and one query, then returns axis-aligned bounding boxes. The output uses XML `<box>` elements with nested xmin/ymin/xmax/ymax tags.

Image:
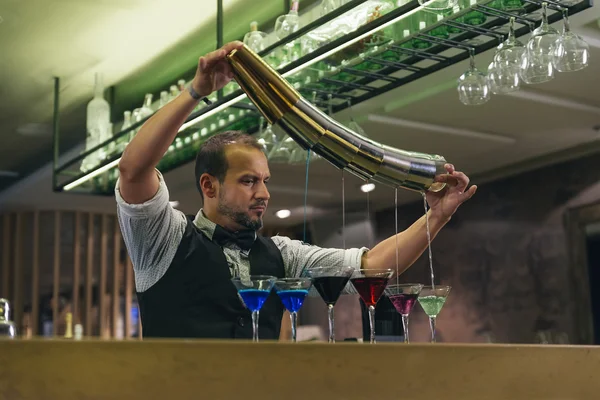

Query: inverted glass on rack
<box><xmin>275</xmin><ymin>278</ymin><xmax>313</xmax><ymax>342</ymax></box>
<box><xmin>487</xmin><ymin>17</ymin><xmax>525</xmax><ymax>94</ymax></box>
<box><xmin>551</xmin><ymin>8</ymin><xmax>589</xmax><ymax>72</ymax></box>
<box><xmin>520</xmin><ymin>2</ymin><xmax>559</xmax><ymax>84</ymax></box>
<box><xmin>307</xmin><ymin>266</ymin><xmax>354</xmax><ymax>343</ymax></box>
<box><xmin>457</xmin><ymin>48</ymin><xmax>490</xmax><ymax>105</ymax></box>
<box><xmin>231</xmin><ymin>275</ymin><xmax>276</xmax><ymax>342</ymax></box>
<box><xmin>418</xmin><ymin>285</ymin><xmax>451</xmax><ymax>343</ymax></box>
<box><xmin>385</xmin><ymin>283</ymin><xmax>423</xmax><ymax>343</ymax></box>
<box><xmin>350</xmin><ymin>269</ymin><xmax>394</xmax><ymax>344</ymax></box>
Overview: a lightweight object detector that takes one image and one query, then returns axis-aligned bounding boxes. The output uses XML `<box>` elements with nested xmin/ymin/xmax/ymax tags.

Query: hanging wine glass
<box><xmin>457</xmin><ymin>48</ymin><xmax>490</xmax><ymax>105</ymax></box>
<box><xmin>520</xmin><ymin>2</ymin><xmax>559</xmax><ymax>84</ymax></box>
<box><xmin>487</xmin><ymin>17</ymin><xmax>525</xmax><ymax>94</ymax></box>
<box><xmin>552</xmin><ymin>8</ymin><xmax>590</xmax><ymax>72</ymax></box>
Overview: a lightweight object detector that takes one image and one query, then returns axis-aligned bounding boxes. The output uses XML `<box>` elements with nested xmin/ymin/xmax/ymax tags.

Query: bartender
<box><xmin>115</xmin><ymin>41</ymin><xmax>476</xmax><ymax>340</ymax></box>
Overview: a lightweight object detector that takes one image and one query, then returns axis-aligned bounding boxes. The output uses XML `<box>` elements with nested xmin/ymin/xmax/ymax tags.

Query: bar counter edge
<box><xmin>1</xmin><ymin>339</ymin><xmax>599</xmax><ymax>400</ymax></box>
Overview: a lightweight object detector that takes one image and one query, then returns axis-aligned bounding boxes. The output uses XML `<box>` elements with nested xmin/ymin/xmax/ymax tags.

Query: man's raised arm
<box><xmin>117</xmin><ymin>41</ymin><xmax>243</xmax><ymax>204</ymax></box>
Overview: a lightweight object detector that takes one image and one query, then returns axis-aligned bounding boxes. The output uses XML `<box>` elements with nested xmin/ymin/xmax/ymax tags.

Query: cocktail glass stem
<box><xmin>290</xmin><ymin>311</ymin><xmax>298</xmax><ymax>343</ymax></box>
<box><xmin>327</xmin><ymin>304</ymin><xmax>335</xmax><ymax>343</ymax></box>
<box><xmin>368</xmin><ymin>305</ymin><xmax>376</xmax><ymax>344</ymax></box>
<box><xmin>429</xmin><ymin>316</ymin><xmax>437</xmax><ymax>343</ymax></box>
<box><xmin>401</xmin><ymin>314</ymin><xmax>410</xmax><ymax>343</ymax></box>
<box><xmin>252</xmin><ymin>310</ymin><xmax>260</xmax><ymax>342</ymax></box>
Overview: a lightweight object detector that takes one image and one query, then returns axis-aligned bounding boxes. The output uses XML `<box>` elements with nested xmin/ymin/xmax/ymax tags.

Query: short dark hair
<box><xmin>194</xmin><ymin>130</ymin><xmax>263</xmax><ymax>197</ymax></box>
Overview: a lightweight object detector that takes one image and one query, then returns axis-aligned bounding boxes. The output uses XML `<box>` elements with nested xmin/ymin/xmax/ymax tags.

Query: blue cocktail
<box><xmin>238</xmin><ymin>289</ymin><xmax>271</xmax><ymax>311</ymax></box>
<box><xmin>275</xmin><ymin>278</ymin><xmax>312</xmax><ymax>342</ymax></box>
<box><xmin>232</xmin><ymin>275</ymin><xmax>276</xmax><ymax>342</ymax></box>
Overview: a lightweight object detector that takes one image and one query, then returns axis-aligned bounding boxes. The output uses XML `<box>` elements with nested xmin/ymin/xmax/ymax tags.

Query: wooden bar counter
<box><xmin>1</xmin><ymin>339</ymin><xmax>599</xmax><ymax>399</ymax></box>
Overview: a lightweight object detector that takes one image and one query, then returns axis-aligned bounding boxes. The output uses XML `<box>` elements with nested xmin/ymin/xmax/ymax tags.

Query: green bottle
<box><xmin>446</xmin><ymin>5</ymin><xmax>463</xmax><ymax>34</ymax></box>
<box><xmin>411</xmin><ymin>19</ymin><xmax>432</xmax><ymax>49</ymax></box>
<box><xmin>501</xmin><ymin>0</ymin><xmax>525</xmax><ymax>13</ymax></box>
<box><xmin>430</xmin><ymin>13</ymin><xmax>449</xmax><ymax>39</ymax></box>
<box><xmin>464</xmin><ymin>0</ymin><xmax>486</xmax><ymax>25</ymax></box>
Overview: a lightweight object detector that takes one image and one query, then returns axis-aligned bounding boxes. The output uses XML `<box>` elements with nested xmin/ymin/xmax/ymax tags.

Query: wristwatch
<box><xmin>187</xmin><ymin>85</ymin><xmax>212</xmax><ymax>105</ymax></box>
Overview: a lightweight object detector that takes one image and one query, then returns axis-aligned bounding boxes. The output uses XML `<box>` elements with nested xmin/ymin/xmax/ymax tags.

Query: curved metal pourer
<box><xmin>226</xmin><ymin>45</ymin><xmax>447</xmax><ymax>192</ymax></box>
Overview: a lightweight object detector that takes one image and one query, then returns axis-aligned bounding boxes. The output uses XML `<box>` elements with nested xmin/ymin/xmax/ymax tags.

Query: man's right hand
<box><xmin>191</xmin><ymin>41</ymin><xmax>244</xmax><ymax>99</ymax></box>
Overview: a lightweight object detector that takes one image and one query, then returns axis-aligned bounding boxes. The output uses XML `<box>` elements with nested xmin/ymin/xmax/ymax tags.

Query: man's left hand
<box><xmin>426</xmin><ymin>163</ymin><xmax>477</xmax><ymax>221</ymax></box>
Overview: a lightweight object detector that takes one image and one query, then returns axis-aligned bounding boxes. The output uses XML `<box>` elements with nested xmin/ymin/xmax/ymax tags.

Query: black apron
<box><xmin>136</xmin><ymin>216</ymin><xmax>285</xmax><ymax>339</ymax></box>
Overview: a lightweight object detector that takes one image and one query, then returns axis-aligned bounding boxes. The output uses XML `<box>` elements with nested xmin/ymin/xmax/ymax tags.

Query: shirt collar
<box><xmin>193</xmin><ymin>209</ymin><xmax>217</xmax><ymax>241</ymax></box>
<box><xmin>193</xmin><ymin>209</ymin><xmax>257</xmax><ymax>249</ymax></box>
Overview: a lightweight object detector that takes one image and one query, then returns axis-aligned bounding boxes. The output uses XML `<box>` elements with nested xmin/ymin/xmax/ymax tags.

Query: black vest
<box><xmin>136</xmin><ymin>216</ymin><xmax>285</xmax><ymax>340</ymax></box>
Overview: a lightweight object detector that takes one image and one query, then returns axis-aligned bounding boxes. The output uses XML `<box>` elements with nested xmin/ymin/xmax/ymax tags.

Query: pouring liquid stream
<box><xmin>342</xmin><ymin>170</ymin><xmax>346</xmax><ymax>250</ymax></box>
<box><xmin>422</xmin><ymin>192</ymin><xmax>435</xmax><ymax>290</ymax></box>
<box><xmin>395</xmin><ymin>188</ymin><xmax>399</xmax><ymax>287</ymax></box>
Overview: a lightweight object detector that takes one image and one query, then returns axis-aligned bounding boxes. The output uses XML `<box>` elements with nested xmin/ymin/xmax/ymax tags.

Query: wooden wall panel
<box><xmin>125</xmin><ymin>256</ymin><xmax>133</xmax><ymax>339</ymax></box>
<box><xmin>1</xmin><ymin>211</ymin><xmax>127</xmax><ymax>339</ymax></box>
<box><xmin>1</xmin><ymin>214</ymin><xmax>10</xmax><ymax>300</ymax></box>
<box><xmin>31</xmin><ymin>212</ymin><xmax>40</xmax><ymax>337</ymax></box>
<box><xmin>52</xmin><ymin>211</ymin><xmax>60</xmax><ymax>336</ymax></box>
<box><xmin>85</xmin><ymin>213</ymin><xmax>94</xmax><ymax>337</ymax></box>
<box><xmin>72</xmin><ymin>212</ymin><xmax>81</xmax><ymax>326</ymax></box>
<box><xmin>99</xmin><ymin>215</ymin><xmax>108</xmax><ymax>338</ymax></box>
<box><xmin>13</xmin><ymin>213</ymin><xmax>23</xmax><ymax>334</ymax></box>
<box><xmin>112</xmin><ymin>227</ymin><xmax>121</xmax><ymax>339</ymax></box>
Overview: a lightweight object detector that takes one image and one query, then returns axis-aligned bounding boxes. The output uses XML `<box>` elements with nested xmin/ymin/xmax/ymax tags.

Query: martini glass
<box><xmin>231</xmin><ymin>275</ymin><xmax>276</xmax><ymax>342</ymax></box>
<box><xmin>275</xmin><ymin>278</ymin><xmax>312</xmax><ymax>342</ymax></box>
<box><xmin>307</xmin><ymin>266</ymin><xmax>354</xmax><ymax>343</ymax></box>
<box><xmin>350</xmin><ymin>269</ymin><xmax>394</xmax><ymax>344</ymax></box>
<box><xmin>418</xmin><ymin>285</ymin><xmax>451</xmax><ymax>343</ymax></box>
<box><xmin>385</xmin><ymin>283</ymin><xmax>424</xmax><ymax>343</ymax></box>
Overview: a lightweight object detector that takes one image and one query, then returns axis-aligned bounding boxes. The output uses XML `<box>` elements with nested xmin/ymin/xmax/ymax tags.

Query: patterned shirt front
<box><xmin>115</xmin><ymin>170</ymin><xmax>368</xmax><ymax>293</ymax></box>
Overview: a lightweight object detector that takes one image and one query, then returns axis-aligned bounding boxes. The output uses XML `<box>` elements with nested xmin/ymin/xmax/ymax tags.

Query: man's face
<box><xmin>216</xmin><ymin>144</ymin><xmax>270</xmax><ymax>231</ymax></box>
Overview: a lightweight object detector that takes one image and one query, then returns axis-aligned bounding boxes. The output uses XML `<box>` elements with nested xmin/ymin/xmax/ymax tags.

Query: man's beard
<box><xmin>218</xmin><ymin>192</ymin><xmax>263</xmax><ymax>231</ymax></box>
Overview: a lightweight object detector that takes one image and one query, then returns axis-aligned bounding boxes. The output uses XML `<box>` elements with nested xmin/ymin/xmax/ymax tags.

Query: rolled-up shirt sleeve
<box><xmin>115</xmin><ymin>170</ymin><xmax>187</xmax><ymax>292</ymax></box>
<box><xmin>271</xmin><ymin>236</ymin><xmax>368</xmax><ymax>293</ymax></box>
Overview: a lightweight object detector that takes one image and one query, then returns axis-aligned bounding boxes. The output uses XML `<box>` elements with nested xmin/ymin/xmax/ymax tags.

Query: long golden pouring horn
<box><xmin>227</xmin><ymin>44</ymin><xmax>447</xmax><ymax>192</ymax></box>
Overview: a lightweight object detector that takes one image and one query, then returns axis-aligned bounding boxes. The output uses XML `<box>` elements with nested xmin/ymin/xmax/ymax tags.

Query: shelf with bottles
<box><xmin>70</xmin><ymin>0</ymin><xmax>395</xmax><ymax>184</ymax></box>
<box><xmin>53</xmin><ymin>0</ymin><xmax>592</xmax><ymax>195</ymax></box>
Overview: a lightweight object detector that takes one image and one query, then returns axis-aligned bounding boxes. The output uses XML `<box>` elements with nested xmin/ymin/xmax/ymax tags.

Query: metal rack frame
<box><xmin>52</xmin><ymin>0</ymin><xmax>593</xmax><ymax>195</ymax></box>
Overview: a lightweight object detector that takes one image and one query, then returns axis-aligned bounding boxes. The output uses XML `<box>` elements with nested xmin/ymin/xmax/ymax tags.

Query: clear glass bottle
<box><xmin>319</xmin><ymin>0</ymin><xmax>338</xmax><ymax>16</ymax></box>
<box><xmin>169</xmin><ymin>85</ymin><xmax>180</xmax><ymax>101</ymax></box>
<box><xmin>0</xmin><ymin>299</ymin><xmax>16</xmax><ymax>338</ymax></box>
<box><xmin>130</xmin><ymin>108</ymin><xmax>142</xmax><ymax>142</ymax></box>
<box><xmin>177</xmin><ymin>79</ymin><xmax>186</xmax><ymax>93</ymax></box>
<box><xmin>82</xmin><ymin>72</ymin><xmax>111</xmax><ymax>172</ymax></box>
<box><xmin>119</xmin><ymin>111</ymin><xmax>132</xmax><ymax>151</ymax></box>
<box><xmin>139</xmin><ymin>93</ymin><xmax>154</xmax><ymax>119</ymax></box>
<box><xmin>275</xmin><ymin>1</ymin><xmax>300</xmax><ymax>40</ymax></box>
<box><xmin>243</xmin><ymin>21</ymin><xmax>267</xmax><ymax>53</ymax></box>
<box><xmin>159</xmin><ymin>91</ymin><xmax>169</xmax><ymax>108</ymax></box>
<box><xmin>274</xmin><ymin>1</ymin><xmax>301</xmax><ymax>65</ymax></box>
